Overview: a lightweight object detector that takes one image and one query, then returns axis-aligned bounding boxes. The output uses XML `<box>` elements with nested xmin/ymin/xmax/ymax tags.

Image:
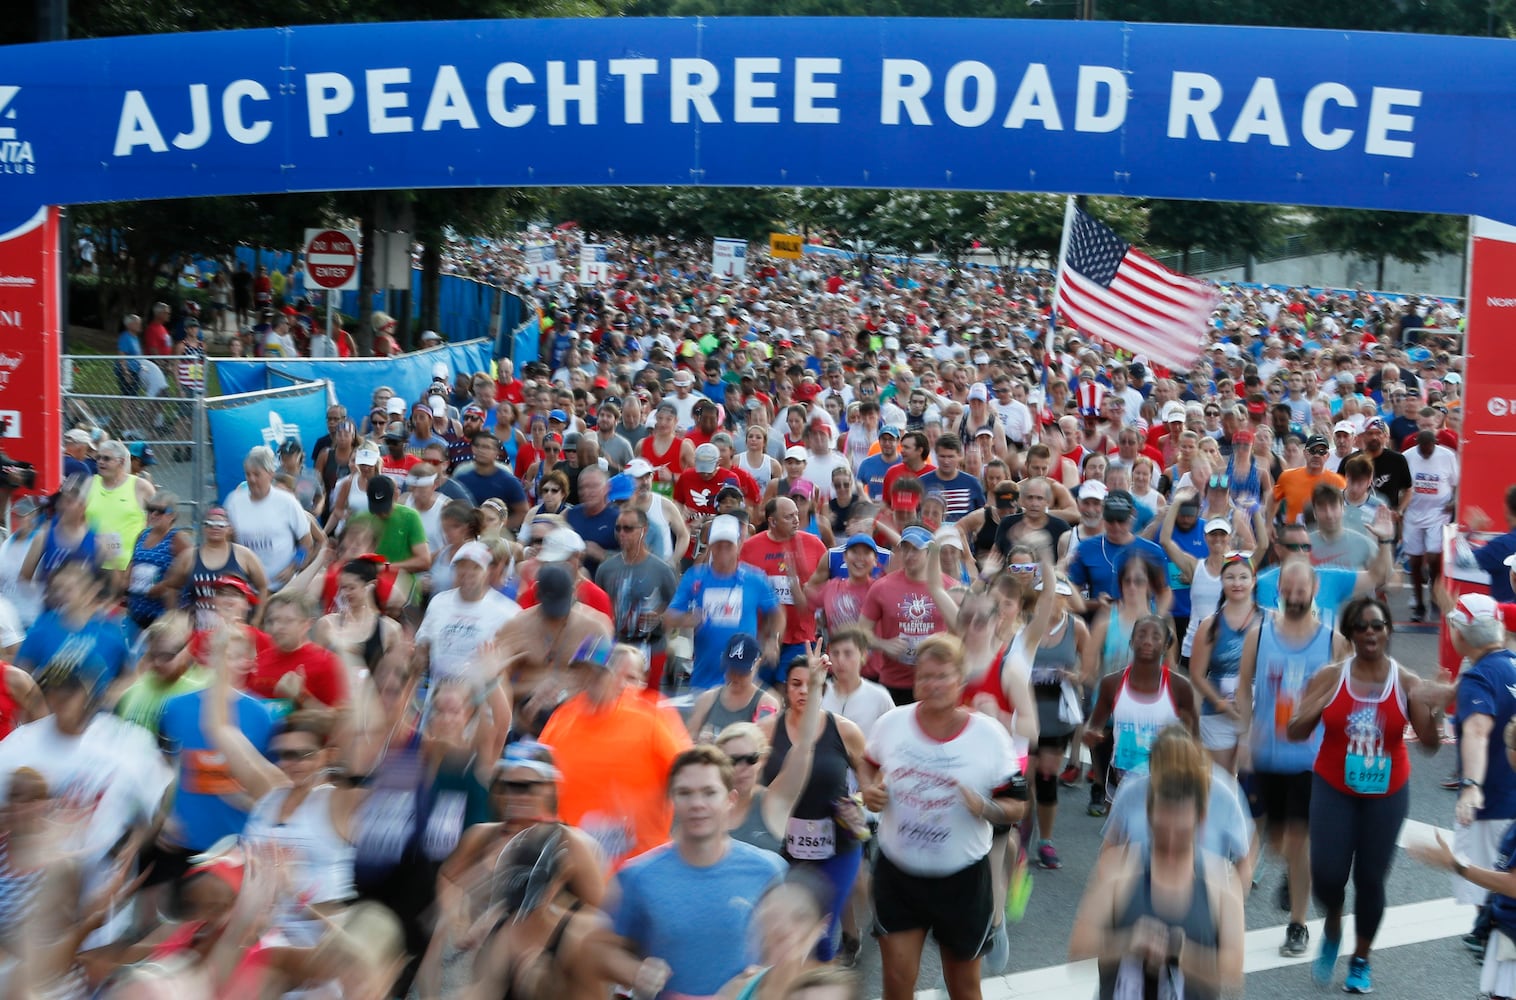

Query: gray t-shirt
<box><xmin>1308</xmin><ymin>525</ymin><xmax>1376</xmax><ymax>570</ymax></box>
<box><xmin>597</xmin><ymin>431</ymin><xmax>634</xmax><ymax>472</ymax></box>
<box><xmin>1102</xmin><ymin>763</ymin><xmax>1252</xmax><ymax>864</ymax></box>
<box><xmin>595</xmin><ymin>551</ymin><xmax>680</xmax><ymax>650</ymax></box>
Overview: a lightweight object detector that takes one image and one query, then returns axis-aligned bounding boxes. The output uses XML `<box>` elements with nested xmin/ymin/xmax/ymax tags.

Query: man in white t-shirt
<box><xmin>224</xmin><ymin>445</ymin><xmax>313</xmax><ymax>589</ymax></box>
<box><xmin>413</xmin><ymin>541</ymin><xmax>521</xmax><ymax>683</ymax></box>
<box><xmin>0</xmin><ymin>670</ymin><xmax>174</xmax><ymax>949</ymax></box>
<box><xmin>1403</xmin><ymin>429</ymin><xmax>1460</xmax><ymax>621</ymax></box>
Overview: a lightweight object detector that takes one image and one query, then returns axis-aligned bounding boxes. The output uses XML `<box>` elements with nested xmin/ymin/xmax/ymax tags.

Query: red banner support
<box><xmin>0</xmin><ymin>206</ymin><xmax>61</xmax><ymax>495</ymax></box>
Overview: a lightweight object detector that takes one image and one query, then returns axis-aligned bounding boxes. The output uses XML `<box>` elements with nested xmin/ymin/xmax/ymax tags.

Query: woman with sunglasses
<box><xmin>161</xmin><ymin>504</ymin><xmax>269</xmax><ymax>631</ymax></box>
<box><xmin>1286</xmin><ymin>596</ymin><xmax>1454</xmax><ymax>994</ymax></box>
<box><xmin>522</xmin><ymin>435</ymin><xmax>567</xmax><ymax>504</ymax></box>
<box><xmin>523</xmin><ymin>469</ymin><xmax>573</xmax><ymax>527</ymax></box>
<box><xmin>125</xmin><ymin>489</ymin><xmax>192</xmax><ymax>633</ymax></box>
<box><xmin>713</xmin><ymin>673</ymin><xmax>821</xmax><ymax>859</ymax></box>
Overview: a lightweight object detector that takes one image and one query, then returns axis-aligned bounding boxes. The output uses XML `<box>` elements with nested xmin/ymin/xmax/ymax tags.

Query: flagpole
<box><xmin>1046</xmin><ymin>195</ymin><xmax>1078</xmax><ymax>396</ymax></box>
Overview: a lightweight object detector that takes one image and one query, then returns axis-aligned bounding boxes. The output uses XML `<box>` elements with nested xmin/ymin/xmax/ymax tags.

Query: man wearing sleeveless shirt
<box><xmin>84</xmin><ymin>439</ymin><xmax>154</xmax><ymax>579</ymax></box>
<box><xmin>1235</xmin><ymin>561</ymin><xmax>1351</xmax><ymax>958</ymax></box>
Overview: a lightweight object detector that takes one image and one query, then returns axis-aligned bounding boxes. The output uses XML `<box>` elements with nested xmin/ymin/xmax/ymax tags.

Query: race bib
<box><xmin>770</xmin><ymin>574</ymin><xmax>794</xmax><ymax>606</ymax></box>
<box><xmin>1345</xmin><ymin>751</ymin><xmax>1391</xmax><ymax>795</ymax></box>
<box><xmin>785</xmin><ymin>817</ymin><xmax>835</xmax><ymax>860</ymax></box>
<box><xmin>1113</xmin><ymin>723</ymin><xmax>1154</xmax><ymax>774</ymax></box>
<box><xmin>127</xmin><ymin>562</ymin><xmax>159</xmax><ymax>595</ymax></box>
<box><xmin>1218</xmin><ymin>675</ymin><xmax>1239</xmax><ymax>700</ymax></box>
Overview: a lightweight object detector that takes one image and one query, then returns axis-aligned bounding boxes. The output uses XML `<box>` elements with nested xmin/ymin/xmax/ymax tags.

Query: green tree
<box><xmin>1306</xmin><ymin>209</ymin><xmax>1466</xmax><ymax>290</ymax></box>
<box><xmin>1142</xmin><ymin>200</ymin><xmax>1280</xmax><ymax>273</ymax></box>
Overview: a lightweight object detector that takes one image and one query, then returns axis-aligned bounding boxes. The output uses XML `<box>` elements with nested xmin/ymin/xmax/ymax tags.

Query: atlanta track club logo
<box><xmin>0</xmin><ymin>88</ymin><xmax>37</xmax><ymax>176</ymax></box>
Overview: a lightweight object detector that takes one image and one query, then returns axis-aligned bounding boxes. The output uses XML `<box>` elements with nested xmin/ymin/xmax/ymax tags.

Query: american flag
<box><xmin>1054</xmin><ymin>204</ymin><xmax>1218</xmax><ymax>372</ymax></box>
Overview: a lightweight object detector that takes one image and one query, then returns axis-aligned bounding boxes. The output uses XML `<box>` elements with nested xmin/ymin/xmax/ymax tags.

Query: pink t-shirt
<box><xmin>860</xmin><ymin>573</ymin><xmax>951</xmax><ymax>690</ymax></box>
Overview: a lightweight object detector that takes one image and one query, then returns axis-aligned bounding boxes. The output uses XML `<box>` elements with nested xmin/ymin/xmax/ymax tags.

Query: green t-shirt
<box><xmin>362</xmin><ymin>506</ymin><xmax>428</xmax><ymax>565</ymax></box>
<box><xmin>117</xmin><ymin>666</ymin><xmax>210</xmax><ymax>735</ymax></box>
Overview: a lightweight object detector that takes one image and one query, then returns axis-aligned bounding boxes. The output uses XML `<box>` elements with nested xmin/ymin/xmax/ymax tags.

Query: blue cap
<box><xmin>900</xmin><ymin>525</ymin><xmax>934</xmax><ymax>548</ymax></box>
<box><xmin>606</xmin><ymin>473</ymin><xmax>635</xmax><ymax>502</ymax></box>
<box><xmin>879</xmin><ymin>425</ymin><xmax>902</xmax><ymax>438</ymax></box>
<box><xmin>571</xmin><ymin>635</ymin><xmax>616</xmax><ymax>670</ymax></box>
<box><xmin>548</xmin><ymin>409</ymin><xmax>569</xmax><ymax>423</ymax></box>
<box><xmin>844</xmin><ymin>533</ymin><xmax>880</xmax><ymax>553</ymax></box>
<box><xmin>723</xmin><ymin>633</ymin><xmax>763</xmax><ymax>674</ymax></box>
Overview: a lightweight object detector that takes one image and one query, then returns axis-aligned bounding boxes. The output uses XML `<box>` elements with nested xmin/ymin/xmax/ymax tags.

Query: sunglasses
<box><xmin>204</xmin><ymin>520</ymin><xmax>231</xmax><ymax>529</ymax></box>
<box><xmin>540</xmin><ymin>486</ymin><xmax>562</xmax><ymax>494</ymax></box>
<box><xmin>727</xmin><ymin>752</ymin><xmax>762</xmax><ymax>766</ymax></box>
<box><xmin>615</xmin><ymin>524</ymin><xmax>641</xmax><ymax>533</ymax></box>
<box><xmin>1008</xmin><ymin>562</ymin><xmax>1038</xmax><ymax>574</ymax></box>
<box><xmin>274</xmin><ymin>747</ymin><xmax>319</xmax><ymax>763</ymax></box>
<box><xmin>1352</xmin><ymin>620</ymin><xmax>1389</xmax><ymax>633</ymax></box>
<box><xmin>1281</xmin><ymin>541</ymin><xmax>1312</xmax><ymax>552</ymax></box>
<box><xmin>147</xmin><ymin>506</ymin><xmax>171</xmax><ymax>515</ymax></box>
<box><xmin>1308</xmin><ymin>446</ymin><xmax>1331</xmax><ymax>456</ymax></box>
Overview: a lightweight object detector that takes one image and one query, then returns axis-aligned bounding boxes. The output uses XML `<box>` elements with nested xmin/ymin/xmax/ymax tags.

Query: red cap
<box><xmin>1246</xmin><ymin>399</ymin><xmax>1267</xmax><ymax>415</ymax></box>
<box><xmin>794</xmin><ymin>382</ymin><xmax>820</xmax><ymax>403</ymax></box>
<box><xmin>213</xmin><ymin>575</ymin><xmax>258</xmax><ymax>605</ymax></box>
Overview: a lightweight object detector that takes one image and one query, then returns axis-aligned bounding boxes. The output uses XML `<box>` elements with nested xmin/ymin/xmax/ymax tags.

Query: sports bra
<box><xmin>494</xmin><ymin>899</ymin><xmax>584</xmax><ymax>1000</ymax></box>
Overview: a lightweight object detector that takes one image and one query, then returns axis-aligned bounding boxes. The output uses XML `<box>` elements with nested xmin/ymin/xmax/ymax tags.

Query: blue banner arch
<box><xmin>0</xmin><ymin>17</ymin><xmax>1513</xmax><ymax>229</ymax></box>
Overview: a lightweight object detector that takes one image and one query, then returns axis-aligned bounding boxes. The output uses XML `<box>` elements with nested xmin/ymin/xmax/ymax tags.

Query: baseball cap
<box><xmin>355</xmin><ymin>446</ymin><xmax>381</xmax><ymax>466</ymax></box>
<box><xmin>1364</xmin><ymin>416</ymin><xmax>1388</xmax><ymax>432</ymax></box>
<box><xmin>536</xmin><ymin>564</ymin><xmax>576</xmax><ymax>618</ymax></box>
<box><xmin>968</xmin><ymin>383</ymin><xmax>988</xmax><ymax>401</ymax></box>
<box><xmin>63</xmin><ymin>428</ymin><xmax>93</xmax><ymax>445</ymax></box>
<box><xmin>1448</xmin><ymin>593</ymin><xmax>1502</xmax><ymax>628</ymax></box>
<box><xmin>385</xmin><ymin>397</ymin><xmax>406</xmax><ymax>416</ymax></box>
<box><xmin>844</xmin><ymin>533</ymin><xmax>881</xmax><ymax>553</ymax></box>
<box><xmin>1102</xmin><ymin>489</ymin><xmax>1136</xmax><ymax>521</ymax></box>
<box><xmin>1232</xmin><ymin>428</ymin><xmax>1255</xmax><ymax>444</ymax></box>
<box><xmin>673</xmin><ymin>369</ymin><xmax>695</xmax><ymax>386</ymax></box>
<box><xmin>213</xmin><ymin>575</ymin><xmax>258</xmax><ymax>605</ymax></box>
<box><xmin>11</xmin><ymin>496</ymin><xmax>37</xmax><ymax>517</ymax></box>
<box><xmin>879</xmin><ymin>425</ymin><xmax>902</xmax><ymax>439</ymax></box>
<box><xmin>366</xmin><ymin>475</ymin><xmax>396</xmax><ymax>513</ymax></box>
<box><xmin>432</xmin><ymin>362</ymin><xmax>450</xmax><ymax>380</ymax></box>
<box><xmin>1204</xmin><ymin>517</ymin><xmax>1233</xmax><ymax>535</ymax></box>
<box><xmin>790</xmin><ymin>479</ymin><xmax>815</xmax><ymax>499</ymax></box>
<box><xmin>1306</xmin><ymin>433</ymin><xmax>1331</xmax><ymax>450</ymax></box>
<box><xmin>625</xmin><ymin>458</ymin><xmax>655</xmax><ymax>478</ymax></box>
<box><xmin>1245</xmin><ymin>398</ymin><xmax>1267</xmax><ymax>415</ymax></box>
<box><xmin>606</xmin><ymin>474</ymin><xmax>635</xmax><ymax>503</ymax></box>
<box><xmin>722</xmin><ymin>634</ymin><xmax>763</xmax><ymax>675</ymax></box>
<box><xmin>1333</xmin><ymin>420</ymin><xmax>1357</xmax><ymax>437</ymax></box>
<box><xmin>462</xmin><ymin>403</ymin><xmax>486</xmax><ymax>418</ymax></box>
<box><xmin>452</xmin><ymin>540</ymin><xmax>492</xmax><ymax>568</ymax></box>
<box><xmin>1161</xmin><ymin>401</ymin><xmax>1187</xmax><ymax>424</ymax></box>
<box><xmin>128</xmin><ymin>441</ymin><xmax>157</xmax><ymax>466</ymax></box>
<box><xmin>497</xmin><ymin>739</ymin><xmax>560</xmax><ymax>782</ymax></box>
<box><xmin>708</xmin><ymin>515</ymin><xmax>743</xmax><ymax>546</ymax></box>
<box><xmin>694</xmin><ymin>443</ymin><xmax>720</xmax><ymax>474</ymax></box>
<box><xmin>1078</xmin><ymin>481</ymin><xmax>1109</xmax><ymax>502</ymax></box>
<box><xmin>548</xmin><ymin>409</ymin><xmax>569</xmax><ymax>424</ymax></box>
<box><xmin>538</xmin><ymin>528</ymin><xmax>586</xmax><ymax>564</ymax></box>
<box><xmin>784</xmin><ymin>446</ymin><xmax>808</xmax><ymax>462</ymax></box>
<box><xmin>900</xmin><ymin>525</ymin><xmax>934</xmax><ymax>549</ymax></box>
<box><xmin>934</xmin><ymin>525</ymin><xmax>965</xmax><ymax>550</ymax></box>
<box><xmin>1505</xmin><ymin>552</ymin><xmax>1516</xmax><ymax>573</ymax></box>
<box><xmin>419</xmin><ymin>330</ymin><xmax>442</xmax><ymax>344</ymax></box>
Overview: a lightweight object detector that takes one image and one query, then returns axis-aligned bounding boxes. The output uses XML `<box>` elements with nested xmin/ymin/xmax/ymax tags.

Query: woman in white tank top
<box><xmin>740</xmin><ymin>425</ymin><xmax>780</xmax><ymax>492</ymax></box>
<box><xmin>204</xmin><ymin>653</ymin><xmax>362</xmax><ymax>944</ymax></box>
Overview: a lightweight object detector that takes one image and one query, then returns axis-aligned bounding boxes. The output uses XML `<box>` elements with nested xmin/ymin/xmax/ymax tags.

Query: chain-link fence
<box><xmin>61</xmin><ymin>356</ymin><xmax>210</xmax><ymax>514</ymax></box>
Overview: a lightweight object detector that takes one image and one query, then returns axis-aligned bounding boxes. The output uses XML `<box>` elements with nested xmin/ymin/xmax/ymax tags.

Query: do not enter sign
<box><xmin>304</xmin><ymin>228</ymin><xmax>360</xmax><ymax>291</ymax></box>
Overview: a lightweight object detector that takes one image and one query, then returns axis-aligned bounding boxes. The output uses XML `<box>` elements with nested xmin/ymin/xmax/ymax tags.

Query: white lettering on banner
<box><xmin>1489</xmin><ymin>397</ymin><xmax>1514</xmax><ymax>418</ymax></box>
<box><xmin>102</xmin><ymin>59</ymin><xmax>1421</xmax><ymax>161</ymax></box>
<box><xmin>1486</xmin><ymin>297</ymin><xmax>1516</xmax><ymax>307</ymax></box>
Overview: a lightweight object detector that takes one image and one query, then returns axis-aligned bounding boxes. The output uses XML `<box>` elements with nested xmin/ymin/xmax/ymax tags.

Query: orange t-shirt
<box><xmin>1273</xmin><ymin>467</ymin><xmax>1347</xmax><ymax>523</ymax></box>
<box><xmin>539</xmin><ymin>691</ymin><xmax>691</xmax><ymax>870</ymax></box>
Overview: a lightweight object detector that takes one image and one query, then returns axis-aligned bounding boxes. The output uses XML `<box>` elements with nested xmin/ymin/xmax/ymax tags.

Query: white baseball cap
<box><xmin>784</xmin><ymin>446</ymin><xmax>808</xmax><ymax>462</ymax></box>
<box><xmin>452</xmin><ymin>540</ymin><xmax>492</xmax><ymax>568</ymax></box>
<box><xmin>1448</xmin><ymin>592</ymin><xmax>1502</xmax><ymax>628</ymax></box>
<box><xmin>625</xmin><ymin>458</ymin><xmax>655</xmax><ymax>478</ymax></box>
<box><xmin>1078</xmin><ymin>481</ymin><xmax>1109</xmax><ymax>501</ymax></box>
<box><xmin>355</xmin><ymin>447</ymin><xmax>381</xmax><ymax>466</ymax></box>
<box><xmin>386</xmin><ymin>397</ymin><xmax>407</xmax><ymax>415</ymax></box>
<box><xmin>538</xmin><ymin>528</ymin><xmax>586</xmax><ymax>564</ymax></box>
<box><xmin>708</xmin><ymin>515</ymin><xmax>743</xmax><ymax>546</ymax></box>
<box><xmin>1161</xmin><ymin>401</ymin><xmax>1187</xmax><ymax>424</ymax></box>
<box><xmin>1333</xmin><ymin>420</ymin><xmax>1357</xmax><ymax>437</ymax></box>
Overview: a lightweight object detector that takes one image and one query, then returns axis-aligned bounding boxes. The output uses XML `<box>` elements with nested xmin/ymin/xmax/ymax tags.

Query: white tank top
<box><xmin>1110</xmin><ymin>667</ymin><xmax>1180</xmax><ymax>779</ymax></box>
<box><xmin>407</xmin><ymin>495</ymin><xmax>445</xmax><ymax>552</ymax></box>
<box><xmin>338</xmin><ymin>475</ymin><xmax>371</xmax><ymax>519</ymax></box>
<box><xmin>644</xmin><ymin>494</ymin><xmax>673</xmax><ymax>561</ymax></box>
<box><xmin>1182</xmin><ymin>560</ymin><xmax>1225</xmax><ymax>657</ymax></box>
<box><xmin>738</xmin><ymin>450</ymin><xmax>774</xmax><ymax>491</ymax></box>
<box><xmin>244</xmin><ymin>785</ymin><xmax>355</xmax><ymax>938</ymax></box>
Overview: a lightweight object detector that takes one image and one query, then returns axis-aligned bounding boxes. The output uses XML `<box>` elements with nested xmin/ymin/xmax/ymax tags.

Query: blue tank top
<box><xmin>1250</xmin><ymin>615</ymin><xmax>1333</xmax><ymax>773</ymax></box>
<box><xmin>125</xmin><ymin>527</ymin><xmax>180</xmax><ymax>624</ymax></box>
<box><xmin>1200</xmin><ymin>607</ymin><xmax>1255</xmax><ymax>717</ymax></box>
<box><xmin>1226</xmin><ymin>453</ymin><xmax>1263</xmax><ymax>514</ymax></box>
<box><xmin>40</xmin><ymin>519</ymin><xmax>98</xmax><ymax>577</ymax></box>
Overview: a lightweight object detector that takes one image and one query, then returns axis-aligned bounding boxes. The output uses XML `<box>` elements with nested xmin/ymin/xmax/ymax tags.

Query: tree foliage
<box><xmin>1143</xmin><ymin>200</ymin><xmax>1281</xmax><ymax>271</ymax></box>
<box><xmin>1306</xmin><ymin>209</ymin><xmax>1466</xmax><ymax>288</ymax></box>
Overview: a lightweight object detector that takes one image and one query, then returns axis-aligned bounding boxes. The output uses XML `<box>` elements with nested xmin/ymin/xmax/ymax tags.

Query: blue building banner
<box><xmin>0</xmin><ymin>18</ymin><xmax>1514</xmax><ymax>228</ymax></box>
<box><xmin>205</xmin><ymin>380</ymin><xmax>331</xmax><ymax>502</ymax></box>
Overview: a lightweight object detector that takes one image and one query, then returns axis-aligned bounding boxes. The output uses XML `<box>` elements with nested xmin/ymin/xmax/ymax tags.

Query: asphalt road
<box><xmin>855</xmin><ymin>600</ymin><xmax>1482</xmax><ymax>1000</ymax></box>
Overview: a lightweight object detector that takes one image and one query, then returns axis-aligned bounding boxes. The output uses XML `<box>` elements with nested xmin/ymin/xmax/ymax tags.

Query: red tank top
<box><xmin>1313</xmin><ymin>662</ymin><xmax>1411</xmax><ymax>797</ymax></box>
<box><xmin>962</xmin><ymin>643</ymin><xmax>1018</xmax><ymax>715</ymax></box>
<box><xmin>0</xmin><ymin>672</ymin><xmax>19</xmax><ymax>741</ymax></box>
<box><xmin>641</xmin><ymin>434</ymin><xmax>683</xmax><ymax>473</ymax></box>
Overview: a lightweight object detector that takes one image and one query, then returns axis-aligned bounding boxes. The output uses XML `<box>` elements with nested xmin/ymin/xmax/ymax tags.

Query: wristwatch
<box><xmin>1462</xmin><ymin>778</ymin><xmax>1484</xmax><ymax>790</ymax></box>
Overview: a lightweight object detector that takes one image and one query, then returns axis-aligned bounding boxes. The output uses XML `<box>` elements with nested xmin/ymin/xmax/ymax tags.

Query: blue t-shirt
<box><xmin>158</xmin><ymin>688</ymin><xmax>276</xmax><ymax>851</ymax></box>
<box><xmin>1492</xmin><ymin>823</ymin><xmax>1516</xmax><ymax>937</ymax></box>
<box><xmin>856</xmin><ymin>454</ymin><xmax>901</xmax><ymax>501</ymax></box>
<box><xmin>452</xmin><ymin>466</ymin><xmax>527</xmax><ymax>507</ymax></box>
<box><xmin>565</xmin><ymin>504</ymin><xmax>620</xmax><ymax>571</ymax></box>
<box><xmin>613</xmin><ymin>841</ymin><xmax>786</xmax><ymax>998</ymax></box>
<box><xmin>1457</xmin><ymin>649</ymin><xmax>1516</xmax><ymax>821</ymax></box>
<box><xmin>1067</xmin><ymin>536</ymin><xmax>1169</xmax><ymax>602</ymax></box>
<box><xmin>1475</xmin><ymin>529</ymin><xmax>1516</xmax><ymax>604</ymax></box>
<box><xmin>917</xmin><ymin>470</ymin><xmax>985</xmax><ymax>523</ymax></box>
<box><xmin>1255</xmin><ymin>564</ymin><xmax>1358</xmax><ymax>630</ymax></box>
<box><xmin>669</xmin><ymin>563</ymin><xmax>779</xmax><ymax>689</ymax></box>
<box><xmin>18</xmin><ymin>609</ymin><xmax>130</xmax><ymax>696</ymax></box>
<box><xmin>1165</xmin><ymin>522</ymin><xmax>1209</xmax><ymax>618</ymax></box>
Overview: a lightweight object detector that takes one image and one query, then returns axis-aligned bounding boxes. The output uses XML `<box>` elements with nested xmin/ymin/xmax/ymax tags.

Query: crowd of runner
<box><xmin>2</xmin><ymin>235</ymin><xmax>1513</xmax><ymax>1000</ymax></box>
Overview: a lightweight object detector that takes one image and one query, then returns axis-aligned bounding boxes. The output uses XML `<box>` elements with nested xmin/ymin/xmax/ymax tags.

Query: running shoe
<box><xmin>1410</xmin><ymin>605</ymin><xmax>1426</xmax><ymax>624</ymax></box>
<box><xmin>1280</xmin><ymin>921</ymin><xmax>1309</xmax><ymax>957</ymax></box>
<box><xmin>1087</xmin><ymin>800</ymin><xmax>1109</xmax><ymax>817</ymax></box>
<box><xmin>1312</xmin><ymin>935</ymin><xmax>1341</xmax><ymax>988</ymax></box>
<box><xmin>837</xmin><ymin>933</ymin><xmax>861</xmax><ymax>969</ymax></box>
<box><xmin>1059</xmin><ymin>764</ymin><xmax>1080</xmax><ymax>787</ymax></box>
<box><xmin>1007</xmin><ymin>855</ymin><xmax>1034</xmax><ymax>923</ymax></box>
<box><xmin>1343</xmin><ymin>956</ymin><xmax>1372</xmax><ymax>994</ymax></box>
<box><xmin>1462</xmin><ymin>932</ymin><xmax>1486</xmax><ymax>958</ymax></box>
<box><xmin>984</xmin><ymin>921</ymin><xmax>1011</xmax><ymax>976</ymax></box>
<box><xmin>1037</xmin><ymin>840</ymin><xmax>1062</xmax><ymax>870</ymax></box>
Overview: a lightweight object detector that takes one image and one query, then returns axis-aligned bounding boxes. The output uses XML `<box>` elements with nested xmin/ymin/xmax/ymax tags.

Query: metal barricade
<box><xmin>60</xmin><ymin>355</ymin><xmax>210</xmax><ymax>514</ymax></box>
